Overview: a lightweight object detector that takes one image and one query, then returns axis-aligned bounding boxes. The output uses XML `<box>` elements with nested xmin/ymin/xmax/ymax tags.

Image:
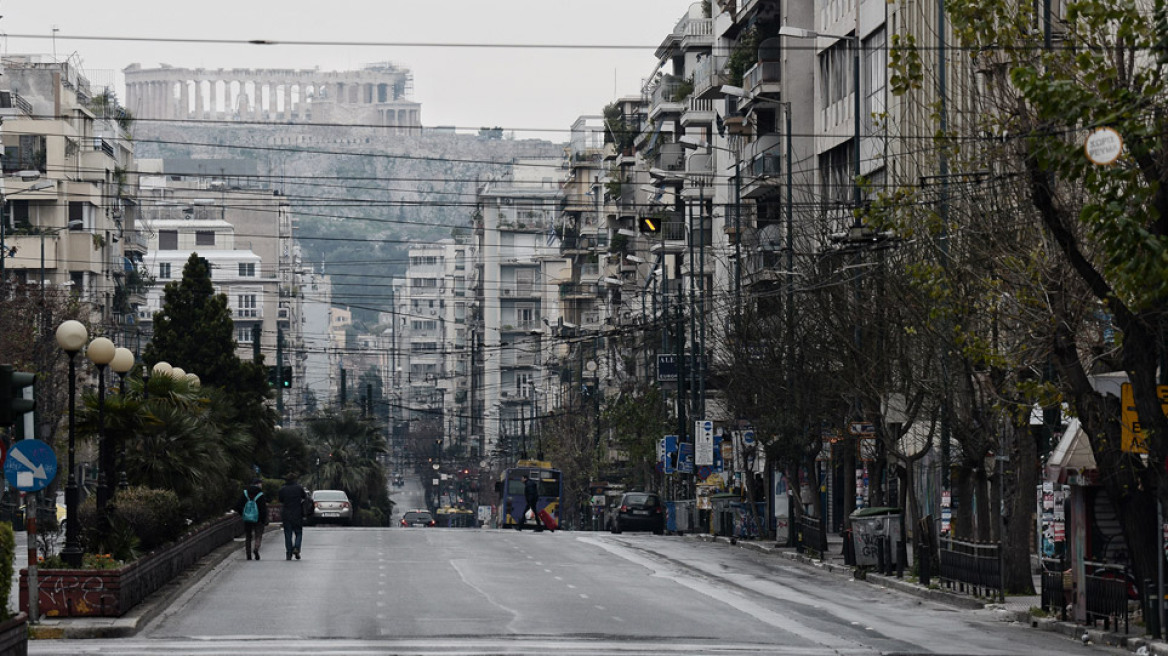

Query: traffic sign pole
<box><xmin>26</xmin><ymin>493</ymin><xmax>37</xmax><ymax>623</ymax></box>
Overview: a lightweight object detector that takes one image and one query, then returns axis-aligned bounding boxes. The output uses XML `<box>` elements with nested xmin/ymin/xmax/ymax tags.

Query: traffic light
<box><xmin>281</xmin><ymin>365</ymin><xmax>292</xmax><ymax>388</ymax></box>
<box><xmin>267</xmin><ymin>365</ymin><xmax>278</xmax><ymax>388</ymax></box>
<box><xmin>638</xmin><ymin>215</ymin><xmax>661</xmax><ymax>234</ymax></box>
<box><xmin>0</xmin><ymin>364</ymin><xmax>35</xmax><ymax>426</ymax></box>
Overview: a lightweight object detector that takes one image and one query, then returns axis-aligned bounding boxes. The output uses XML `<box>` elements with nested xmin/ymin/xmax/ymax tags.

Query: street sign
<box><xmin>742</xmin><ymin>429</ymin><xmax>755</xmax><ymax>445</ymax></box>
<box><xmin>657</xmin><ymin>355</ymin><xmax>677</xmax><ymax>382</ymax></box>
<box><xmin>4</xmin><ymin>439</ymin><xmax>57</xmax><ymax>492</ymax></box>
<box><xmin>662</xmin><ymin>435</ymin><xmax>677</xmax><ymax>474</ymax></box>
<box><xmin>677</xmin><ymin>442</ymin><xmax>694</xmax><ymax>474</ymax></box>
<box><xmin>695</xmin><ymin>420</ymin><xmax>714</xmax><ymax>466</ymax></box>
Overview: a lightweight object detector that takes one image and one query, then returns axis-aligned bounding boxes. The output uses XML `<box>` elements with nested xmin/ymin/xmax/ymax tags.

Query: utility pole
<box><xmin>340</xmin><ymin>367</ymin><xmax>347</xmax><ymax>407</ymax></box>
<box><xmin>276</xmin><ymin>326</ymin><xmax>284</xmax><ymax>417</ymax></box>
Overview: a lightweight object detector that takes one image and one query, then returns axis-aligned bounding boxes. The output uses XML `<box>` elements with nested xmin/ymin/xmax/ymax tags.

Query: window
<box><xmin>411</xmin><ymin>320</ymin><xmax>439</xmax><ymax>331</ymax></box>
<box><xmin>158</xmin><ymin>262</ymin><xmax>172</xmax><ymax>279</ymax></box>
<box><xmin>410</xmin><ymin>255</ymin><xmax>439</xmax><ymax>266</ymax></box>
<box><xmin>237</xmin><ymin>326</ymin><xmax>255</xmax><ymax>344</ymax></box>
<box><xmin>195</xmin><ymin>231</ymin><xmax>215</xmax><ymax>246</ymax></box>
<box><xmin>818</xmin><ymin>41</ymin><xmax>853</xmax><ymax>109</ymax></box>
<box><xmin>237</xmin><ymin>294</ymin><xmax>258</xmax><ymax>318</ymax></box>
<box><xmin>864</xmin><ymin>28</ymin><xmax>886</xmax><ymax>133</ymax></box>
<box><xmin>158</xmin><ymin>230</ymin><xmax>178</xmax><ymax>250</ymax></box>
<box><xmin>238</xmin><ymin>262</ymin><xmax>256</xmax><ymax>277</ymax></box>
<box><xmin>68</xmin><ymin>202</ymin><xmax>85</xmax><ymax>231</ymax></box>
<box><xmin>10</xmin><ymin>201</ymin><xmax>30</xmax><ymax>230</ymax></box>
<box><xmin>411</xmin><ymin>278</ymin><xmax>438</xmax><ymax>288</ymax></box>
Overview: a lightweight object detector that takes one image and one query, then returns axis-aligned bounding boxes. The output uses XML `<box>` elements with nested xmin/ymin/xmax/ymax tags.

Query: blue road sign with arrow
<box><xmin>4</xmin><ymin>439</ymin><xmax>57</xmax><ymax>492</ymax></box>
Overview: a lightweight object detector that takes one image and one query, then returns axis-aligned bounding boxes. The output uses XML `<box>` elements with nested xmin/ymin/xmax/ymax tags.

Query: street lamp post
<box><xmin>86</xmin><ymin>337</ymin><xmax>116</xmax><ymax>535</ymax></box>
<box><xmin>110</xmin><ymin>347</ymin><xmax>135</xmax><ymax>490</ymax></box>
<box><xmin>55</xmin><ymin>320</ymin><xmax>88</xmax><ymax>567</ymax></box>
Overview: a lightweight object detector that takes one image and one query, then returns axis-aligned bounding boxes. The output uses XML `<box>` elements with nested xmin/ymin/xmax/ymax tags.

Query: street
<box><xmin>25</xmin><ymin>522</ymin><xmax>1126</xmax><ymax>655</ymax></box>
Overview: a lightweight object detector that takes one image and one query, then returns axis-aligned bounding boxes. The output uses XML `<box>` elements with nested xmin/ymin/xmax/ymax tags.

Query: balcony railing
<box><xmin>743</xmin><ymin>61</ymin><xmax>782</xmax><ymax>93</ymax></box>
<box><xmin>662</xmin><ymin>220</ymin><xmax>686</xmax><ymax>242</ymax></box>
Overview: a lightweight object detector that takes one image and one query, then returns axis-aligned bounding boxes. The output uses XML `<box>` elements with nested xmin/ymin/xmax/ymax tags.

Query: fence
<box><xmin>796</xmin><ymin>514</ymin><xmax>828</xmax><ymax>556</ymax></box>
<box><xmin>1040</xmin><ymin>558</ymin><xmax>1132</xmax><ymax>632</ymax></box>
<box><xmin>1084</xmin><ymin>561</ymin><xmax>1131</xmax><ymax>633</ymax></box>
<box><xmin>1040</xmin><ymin>558</ymin><xmax>1068</xmax><ymax>621</ymax></box>
<box><xmin>937</xmin><ymin>537</ymin><xmax>1002</xmax><ymax>601</ymax></box>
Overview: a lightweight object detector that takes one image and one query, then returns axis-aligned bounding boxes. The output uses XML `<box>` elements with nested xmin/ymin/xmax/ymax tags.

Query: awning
<box><xmin>1045</xmin><ymin>417</ymin><xmax>1098</xmax><ymax>485</ymax></box>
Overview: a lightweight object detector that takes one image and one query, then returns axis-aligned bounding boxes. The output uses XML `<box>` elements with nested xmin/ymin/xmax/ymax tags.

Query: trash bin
<box><xmin>667</xmin><ymin>499</ymin><xmax>695</xmax><ymax>533</ymax></box>
<box><xmin>850</xmin><ymin>507</ymin><xmax>901</xmax><ymax>568</ymax></box>
<box><xmin>710</xmin><ymin>493</ymin><xmax>737</xmax><ymax>537</ymax></box>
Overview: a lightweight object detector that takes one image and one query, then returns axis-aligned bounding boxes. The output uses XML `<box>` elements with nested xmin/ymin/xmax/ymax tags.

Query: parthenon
<box><xmin>123</xmin><ymin>62</ymin><xmax>421</xmax><ymax>131</ymax></box>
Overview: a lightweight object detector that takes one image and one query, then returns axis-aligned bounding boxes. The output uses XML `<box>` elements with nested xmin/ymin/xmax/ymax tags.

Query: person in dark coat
<box><xmin>277</xmin><ymin>472</ymin><xmax>308</xmax><ymax>560</ymax></box>
<box><xmin>520</xmin><ymin>474</ymin><xmax>545</xmax><ymax>532</ymax></box>
<box><xmin>236</xmin><ymin>477</ymin><xmax>268</xmax><ymax>560</ymax></box>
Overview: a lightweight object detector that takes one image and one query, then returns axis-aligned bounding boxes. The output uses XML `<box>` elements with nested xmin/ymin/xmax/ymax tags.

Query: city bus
<box><xmin>497</xmin><ymin>460</ymin><xmax>562</xmax><ymax>530</ymax></box>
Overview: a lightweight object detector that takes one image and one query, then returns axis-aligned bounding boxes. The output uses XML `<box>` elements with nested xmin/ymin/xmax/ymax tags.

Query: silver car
<box><xmin>308</xmin><ymin>490</ymin><xmax>353</xmax><ymax>525</ymax></box>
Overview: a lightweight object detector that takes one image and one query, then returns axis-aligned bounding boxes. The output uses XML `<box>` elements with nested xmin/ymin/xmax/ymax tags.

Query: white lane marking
<box><xmin>579</xmin><ymin>594</ymin><xmax>589</xmax><ymax>599</ymax></box>
<box><xmin>578</xmin><ymin>536</ymin><xmax>863</xmax><ymax>651</ymax></box>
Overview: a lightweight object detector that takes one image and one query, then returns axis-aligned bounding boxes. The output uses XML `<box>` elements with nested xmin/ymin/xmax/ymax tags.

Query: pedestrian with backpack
<box><xmin>236</xmin><ymin>478</ymin><xmax>268</xmax><ymax>560</ymax></box>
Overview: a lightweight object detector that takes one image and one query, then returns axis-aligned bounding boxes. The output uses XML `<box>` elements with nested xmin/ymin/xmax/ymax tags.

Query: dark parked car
<box><xmin>400</xmin><ymin>509</ymin><xmax>435</xmax><ymax>527</ymax></box>
<box><xmin>608</xmin><ymin>492</ymin><xmax>665</xmax><ymax>534</ymax></box>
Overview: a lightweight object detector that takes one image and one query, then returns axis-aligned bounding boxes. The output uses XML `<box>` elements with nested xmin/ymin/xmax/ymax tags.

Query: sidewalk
<box><xmin>10</xmin><ymin>528</ymin><xmax>244</xmax><ymax>639</ymax></box>
<box><xmin>690</xmin><ymin>532</ymin><xmax>1168</xmax><ymax>656</ymax></box>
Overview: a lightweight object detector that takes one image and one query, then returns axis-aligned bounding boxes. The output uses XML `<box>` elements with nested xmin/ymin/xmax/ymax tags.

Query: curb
<box><xmin>690</xmin><ymin>534</ymin><xmax>1168</xmax><ymax>655</ymax></box>
<box><xmin>27</xmin><ymin>527</ymin><xmax>259</xmax><ymax>640</ymax></box>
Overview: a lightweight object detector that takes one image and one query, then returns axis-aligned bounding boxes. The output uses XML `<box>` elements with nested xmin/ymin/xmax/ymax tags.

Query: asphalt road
<box><xmin>27</xmin><ymin>524</ymin><xmax>1127</xmax><ymax>655</ymax></box>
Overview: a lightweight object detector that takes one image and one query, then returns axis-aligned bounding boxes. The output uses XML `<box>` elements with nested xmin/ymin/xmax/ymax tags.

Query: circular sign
<box><xmin>3</xmin><ymin>440</ymin><xmax>58</xmax><ymax>492</ymax></box>
<box><xmin>1085</xmin><ymin>127</ymin><xmax>1123</xmax><ymax>165</ymax></box>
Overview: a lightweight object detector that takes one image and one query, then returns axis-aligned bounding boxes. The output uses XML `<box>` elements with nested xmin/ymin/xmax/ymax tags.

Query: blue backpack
<box><xmin>243</xmin><ymin>490</ymin><xmax>262</xmax><ymax>523</ymax></box>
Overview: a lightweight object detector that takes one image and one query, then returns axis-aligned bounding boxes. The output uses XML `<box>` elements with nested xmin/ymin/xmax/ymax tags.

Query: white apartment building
<box><xmin>0</xmin><ymin>56</ymin><xmax>142</xmax><ymax>337</ymax></box>
<box><xmin>471</xmin><ymin>161</ymin><xmax>569</xmax><ymax>465</ymax></box>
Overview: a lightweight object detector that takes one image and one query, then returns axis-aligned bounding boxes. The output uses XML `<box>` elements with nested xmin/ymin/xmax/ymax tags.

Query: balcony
<box><xmin>560</xmin><ymin>282</ymin><xmax>597</xmax><ymax>299</ymax></box>
<box><xmin>0</xmin><ymin>91</ymin><xmax>32</xmax><ymax>117</ymax></box>
<box><xmin>656</xmin><ymin>12</ymin><xmax>714</xmax><ymax>58</ymax></box>
<box><xmin>693</xmin><ymin>55</ymin><xmax>729</xmax><ymax>100</ymax></box>
<box><xmin>743</xmin><ymin>61</ymin><xmax>782</xmax><ymax>97</ymax></box>
<box><xmin>681</xmin><ymin>96</ymin><xmax>716</xmax><ymax>127</ymax></box>
<box><xmin>499</xmin><ymin>284</ymin><xmax>539</xmax><ymax>299</ymax></box>
<box><xmin>496</xmin><ymin>207</ymin><xmax>553</xmax><ymax>232</ymax></box>
<box><xmin>649</xmin><ymin>76</ymin><xmax>687</xmax><ymax>121</ymax></box>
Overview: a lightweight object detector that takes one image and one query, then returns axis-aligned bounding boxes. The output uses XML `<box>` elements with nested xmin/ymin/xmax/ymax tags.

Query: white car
<box><xmin>308</xmin><ymin>490</ymin><xmax>353</xmax><ymax>526</ymax></box>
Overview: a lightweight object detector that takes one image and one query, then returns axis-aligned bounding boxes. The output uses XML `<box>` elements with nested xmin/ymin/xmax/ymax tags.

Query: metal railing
<box><xmin>1084</xmin><ymin>561</ymin><xmax>1131</xmax><ymax>633</ymax></box>
<box><xmin>796</xmin><ymin>514</ymin><xmax>828</xmax><ymax>556</ymax></box>
<box><xmin>1040</xmin><ymin>557</ymin><xmax>1068</xmax><ymax>621</ymax></box>
<box><xmin>938</xmin><ymin>537</ymin><xmax>1001</xmax><ymax>600</ymax></box>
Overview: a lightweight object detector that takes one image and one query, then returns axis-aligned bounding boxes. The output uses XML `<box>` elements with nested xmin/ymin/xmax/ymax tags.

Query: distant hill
<box><xmin>134</xmin><ymin>122</ymin><xmax>564</xmax><ymax>323</ymax></box>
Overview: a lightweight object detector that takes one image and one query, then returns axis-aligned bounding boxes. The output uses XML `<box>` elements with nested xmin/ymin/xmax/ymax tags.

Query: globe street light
<box><xmin>86</xmin><ymin>336</ymin><xmax>116</xmax><ymax>530</ymax></box>
<box><xmin>54</xmin><ymin>320</ymin><xmax>87</xmax><ymax>568</ymax></box>
<box><xmin>110</xmin><ymin>347</ymin><xmax>134</xmax><ymax>490</ymax></box>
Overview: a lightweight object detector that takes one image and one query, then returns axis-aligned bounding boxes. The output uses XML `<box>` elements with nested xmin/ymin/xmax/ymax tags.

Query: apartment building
<box><xmin>470</xmin><ymin>161</ymin><xmax>568</xmax><ymax>465</ymax></box>
<box><xmin>390</xmin><ymin>240</ymin><xmax>474</xmax><ymax>457</ymax></box>
<box><xmin>0</xmin><ymin>56</ymin><xmax>143</xmax><ymax>337</ymax></box>
<box><xmin>134</xmin><ymin>161</ymin><xmax>305</xmax><ymax>423</ymax></box>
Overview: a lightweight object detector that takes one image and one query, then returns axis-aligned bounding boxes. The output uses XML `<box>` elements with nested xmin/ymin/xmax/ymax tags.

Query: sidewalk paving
<box><xmin>690</xmin><ymin>531</ymin><xmax>1168</xmax><ymax>656</ymax></box>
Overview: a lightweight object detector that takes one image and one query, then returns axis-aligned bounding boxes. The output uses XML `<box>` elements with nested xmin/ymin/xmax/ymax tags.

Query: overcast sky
<box><xmin>1</xmin><ymin>1</ymin><xmax>698</xmax><ymax>141</ymax></box>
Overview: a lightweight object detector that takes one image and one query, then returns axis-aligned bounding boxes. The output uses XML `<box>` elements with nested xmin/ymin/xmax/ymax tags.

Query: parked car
<box><xmin>608</xmin><ymin>492</ymin><xmax>665</xmax><ymax>535</ymax></box>
<box><xmin>393</xmin><ymin>476</ymin><xmax>405</xmax><ymax>487</ymax></box>
<box><xmin>400</xmin><ymin>509</ymin><xmax>435</xmax><ymax>527</ymax></box>
<box><xmin>307</xmin><ymin>490</ymin><xmax>353</xmax><ymax>525</ymax></box>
